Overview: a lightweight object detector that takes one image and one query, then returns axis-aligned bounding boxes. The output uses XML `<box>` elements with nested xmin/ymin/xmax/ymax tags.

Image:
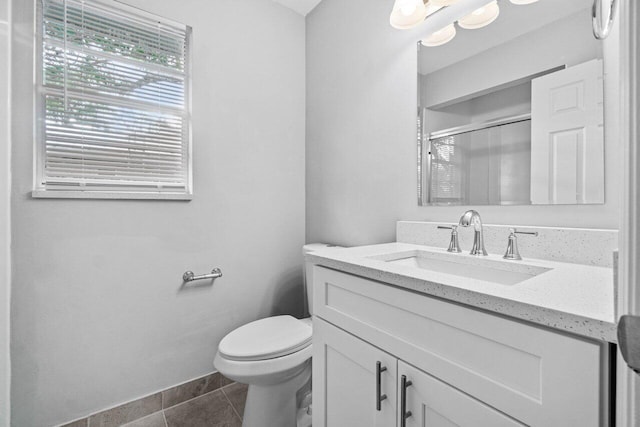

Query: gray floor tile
<box><xmin>164</xmin><ymin>390</ymin><xmax>241</xmax><ymax>427</ymax></box>
<box><xmin>88</xmin><ymin>393</ymin><xmax>162</xmax><ymax>427</ymax></box>
<box><xmin>162</xmin><ymin>373</ymin><xmax>222</xmax><ymax>409</ymax></box>
<box><xmin>221</xmin><ymin>383</ymin><xmax>248</xmax><ymax>419</ymax></box>
<box><xmin>218</xmin><ymin>375</ymin><xmax>234</xmax><ymax>389</ymax></box>
<box><xmin>121</xmin><ymin>411</ymin><xmax>167</xmax><ymax>427</ymax></box>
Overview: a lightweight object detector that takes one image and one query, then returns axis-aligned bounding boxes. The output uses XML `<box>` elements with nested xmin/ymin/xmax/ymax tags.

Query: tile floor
<box><xmin>124</xmin><ymin>383</ymin><xmax>248</xmax><ymax>427</ymax></box>
<box><xmin>61</xmin><ymin>373</ymin><xmax>248</xmax><ymax>427</ymax></box>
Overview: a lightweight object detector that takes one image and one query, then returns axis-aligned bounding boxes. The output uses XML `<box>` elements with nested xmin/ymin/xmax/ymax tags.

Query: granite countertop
<box><xmin>306</xmin><ymin>243</ymin><xmax>617</xmax><ymax>342</ymax></box>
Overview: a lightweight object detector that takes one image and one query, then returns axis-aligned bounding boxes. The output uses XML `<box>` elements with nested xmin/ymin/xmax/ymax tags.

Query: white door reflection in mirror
<box><xmin>531</xmin><ymin>59</ymin><xmax>604</xmax><ymax>204</ymax></box>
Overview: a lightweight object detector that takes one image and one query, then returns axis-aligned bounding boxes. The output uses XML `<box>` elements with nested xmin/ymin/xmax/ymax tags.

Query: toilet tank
<box><xmin>303</xmin><ymin>244</ymin><xmax>337</xmax><ymax>317</ymax></box>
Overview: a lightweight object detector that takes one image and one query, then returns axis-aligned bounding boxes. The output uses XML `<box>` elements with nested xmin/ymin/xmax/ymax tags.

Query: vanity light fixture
<box><xmin>425</xmin><ymin>2</ymin><xmax>443</xmax><ymax>15</ymax></box>
<box><xmin>392</xmin><ymin>0</ymin><xmax>538</xmax><ymax>46</ymax></box>
<box><xmin>390</xmin><ymin>0</ymin><xmax>429</xmax><ymax>29</ymax></box>
<box><xmin>390</xmin><ymin>0</ymin><xmax>443</xmax><ymax>29</ymax></box>
<box><xmin>457</xmin><ymin>1</ymin><xmax>500</xmax><ymax>29</ymax></box>
<box><xmin>421</xmin><ymin>23</ymin><xmax>457</xmax><ymax>46</ymax></box>
<box><xmin>431</xmin><ymin>0</ymin><xmax>460</xmax><ymax>6</ymax></box>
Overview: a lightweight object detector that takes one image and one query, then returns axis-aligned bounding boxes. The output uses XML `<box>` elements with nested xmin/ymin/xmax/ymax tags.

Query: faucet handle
<box><xmin>503</xmin><ymin>228</ymin><xmax>538</xmax><ymax>260</ymax></box>
<box><xmin>510</xmin><ymin>228</ymin><xmax>539</xmax><ymax>237</ymax></box>
<box><xmin>437</xmin><ymin>225</ymin><xmax>462</xmax><ymax>253</ymax></box>
<box><xmin>437</xmin><ymin>225</ymin><xmax>457</xmax><ymax>230</ymax></box>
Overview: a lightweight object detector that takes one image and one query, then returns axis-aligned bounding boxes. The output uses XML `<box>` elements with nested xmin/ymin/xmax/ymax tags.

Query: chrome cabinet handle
<box><xmin>400</xmin><ymin>375</ymin><xmax>413</xmax><ymax>427</ymax></box>
<box><xmin>376</xmin><ymin>361</ymin><xmax>387</xmax><ymax>411</ymax></box>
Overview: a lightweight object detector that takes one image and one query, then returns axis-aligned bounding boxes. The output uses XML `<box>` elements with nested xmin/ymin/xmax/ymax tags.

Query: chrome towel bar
<box><xmin>183</xmin><ymin>268</ymin><xmax>223</xmax><ymax>283</ymax></box>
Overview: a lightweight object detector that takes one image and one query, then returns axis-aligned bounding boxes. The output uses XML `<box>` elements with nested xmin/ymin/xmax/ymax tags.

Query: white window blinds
<box><xmin>36</xmin><ymin>0</ymin><xmax>192</xmax><ymax>198</ymax></box>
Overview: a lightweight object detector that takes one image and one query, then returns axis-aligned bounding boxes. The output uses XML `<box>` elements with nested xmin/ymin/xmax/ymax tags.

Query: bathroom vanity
<box><xmin>307</xmin><ymin>222</ymin><xmax>616</xmax><ymax>427</ymax></box>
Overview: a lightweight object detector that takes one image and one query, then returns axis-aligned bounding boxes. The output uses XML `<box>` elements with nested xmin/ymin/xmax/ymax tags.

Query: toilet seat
<box><xmin>218</xmin><ymin>315</ymin><xmax>312</xmax><ymax>361</ymax></box>
<box><xmin>213</xmin><ymin>316</ymin><xmax>313</xmax><ymax>386</ymax></box>
<box><xmin>214</xmin><ymin>343</ymin><xmax>312</xmax><ymax>386</ymax></box>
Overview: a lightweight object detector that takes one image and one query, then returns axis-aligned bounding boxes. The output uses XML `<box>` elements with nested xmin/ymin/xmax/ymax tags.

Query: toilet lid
<box><xmin>219</xmin><ymin>315</ymin><xmax>312</xmax><ymax>361</ymax></box>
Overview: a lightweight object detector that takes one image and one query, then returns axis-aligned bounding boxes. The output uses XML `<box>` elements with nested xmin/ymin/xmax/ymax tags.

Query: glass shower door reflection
<box><xmin>427</xmin><ymin>120</ymin><xmax>532</xmax><ymax>206</ymax></box>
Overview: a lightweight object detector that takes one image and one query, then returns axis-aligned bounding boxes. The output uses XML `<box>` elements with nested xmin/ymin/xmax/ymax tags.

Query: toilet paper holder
<box><xmin>182</xmin><ymin>268</ymin><xmax>223</xmax><ymax>283</ymax></box>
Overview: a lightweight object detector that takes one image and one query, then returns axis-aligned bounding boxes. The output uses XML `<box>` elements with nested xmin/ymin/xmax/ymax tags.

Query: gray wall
<box><xmin>306</xmin><ymin>0</ymin><xmax>621</xmax><ymax>247</ymax></box>
<box><xmin>10</xmin><ymin>0</ymin><xmax>305</xmax><ymax>425</ymax></box>
<box><xmin>422</xmin><ymin>10</ymin><xmax>601</xmax><ymax>108</ymax></box>
<box><xmin>0</xmin><ymin>0</ymin><xmax>10</xmax><ymax>424</ymax></box>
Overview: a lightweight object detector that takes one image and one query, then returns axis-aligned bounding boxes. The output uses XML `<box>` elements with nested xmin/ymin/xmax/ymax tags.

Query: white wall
<box><xmin>10</xmin><ymin>0</ymin><xmax>305</xmax><ymax>425</ymax></box>
<box><xmin>0</xmin><ymin>0</ymin><xmax>10</xmax><ymax>424</ymax></box>
<box><xmin>422</xmin><ymin>83</ymin><xmax>532</xmax><ymax>138</ymax></box>
<box><xmin>422</xmin><ymin>10</ymin><xmax>601</xmax><ymax>108</ymax></box>
<box><xmin>306</xmin><ymin>0</ymin><xmax>621</xmax><ymax>247</ymax></box>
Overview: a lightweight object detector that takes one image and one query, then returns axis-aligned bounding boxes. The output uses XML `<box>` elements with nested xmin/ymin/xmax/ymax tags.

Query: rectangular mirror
<box><xmin>418</xmin><ymin>0</ymin><xmax>605</xmax><ymax>206</ymax></box>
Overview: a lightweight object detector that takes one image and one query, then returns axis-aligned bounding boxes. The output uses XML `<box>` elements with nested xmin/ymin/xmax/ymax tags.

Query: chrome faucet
<box><xmin>503</xmin><ymin>228</ymin><xmax>538</xmax><ymax>260</ymax></box>
<box><xmin>437</xmin><ymin>225</ymin><xmax>462</xmax><ymax>253</ymax></box>
<box><xmin>458</xmin><ymin>210</ymin><xmax>488</xmax><ymax>256</ymax></box>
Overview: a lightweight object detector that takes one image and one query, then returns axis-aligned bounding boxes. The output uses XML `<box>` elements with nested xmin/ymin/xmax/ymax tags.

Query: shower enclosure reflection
<box><xmin>426</xmin><ymin>117</ymin><xmax>531</xmax><ymax>205</ymax></box>
<box><xmin>417</xmin><ymin>0</ymin><xmax>606</xmax><ymax>206</ymax></box>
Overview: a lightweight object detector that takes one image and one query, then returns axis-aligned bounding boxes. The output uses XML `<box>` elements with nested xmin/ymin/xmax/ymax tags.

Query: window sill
<box><xmin>31</xmin><ymin>190</ymin><xmax>193</xmax><ymax>201</ymax></box>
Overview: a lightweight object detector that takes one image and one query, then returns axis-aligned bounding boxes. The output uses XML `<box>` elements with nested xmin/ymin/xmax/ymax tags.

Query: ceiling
<box><xmin>271</xmin><ymin>0</ymin><xmax>323</xmax><ymax>16</ymax></box>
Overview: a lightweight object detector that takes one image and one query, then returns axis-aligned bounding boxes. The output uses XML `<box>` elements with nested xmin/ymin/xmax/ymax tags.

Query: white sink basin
<box><xmin>369</xmin><ymin>250</ymin><xmax>551</xmax><ymax>286</ymax></box>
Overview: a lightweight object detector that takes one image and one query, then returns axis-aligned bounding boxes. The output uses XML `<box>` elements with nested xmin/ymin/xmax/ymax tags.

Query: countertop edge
<box><xmin>307</xmin><ymin>253</ymin><xmax>618</xmax><ymax>343</ymax></box>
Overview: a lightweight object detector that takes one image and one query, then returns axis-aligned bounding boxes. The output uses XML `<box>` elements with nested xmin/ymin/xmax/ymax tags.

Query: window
<box><xmin>34</xmin><ymin>0</ymin><xmax>192</xmax><ymax>199</ymax></box>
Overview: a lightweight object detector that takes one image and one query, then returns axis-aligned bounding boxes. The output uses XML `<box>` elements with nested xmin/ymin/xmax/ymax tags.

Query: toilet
<box><xmin>213</xmin><ymin>244</ymin><xmax>333</xmax><ymax>427</ymax></box>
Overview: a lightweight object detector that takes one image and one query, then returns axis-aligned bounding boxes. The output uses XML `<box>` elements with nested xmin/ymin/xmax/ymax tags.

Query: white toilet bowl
<box><xmin>213</xmin><ymin>316</ymin><xmax>313</xmax><ymax>427</ymax></box>
<box><xmin>214</xmin><ymin>243</ymin><xmax>337</xmax><ymax>427</ymax></box>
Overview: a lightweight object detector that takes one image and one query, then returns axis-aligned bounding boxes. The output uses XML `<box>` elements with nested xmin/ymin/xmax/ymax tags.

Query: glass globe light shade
<box><xmin>458</xmin><ymin>1</ymin><xmax>500</xmax><ymax>29</ymax></box>
<box><xmin>390</xmin><ymin>0</ymin><xmax>429</xmax><ymax>29</ymax></box>
<box><xmin>421</xmin><ymin>24</ymin><xmax>457</xmax><ymax>47</ymax></box>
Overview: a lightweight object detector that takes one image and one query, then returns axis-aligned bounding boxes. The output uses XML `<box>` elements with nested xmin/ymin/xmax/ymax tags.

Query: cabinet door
<box><xmin>398</xmin><ymin>361</ymin><xmax>525</xmax><ymax>427</ymax></box>
<box><xmin>313</xmin><ymin>317</ymin><xmax>397</xmax><ymax>427</ymax></box>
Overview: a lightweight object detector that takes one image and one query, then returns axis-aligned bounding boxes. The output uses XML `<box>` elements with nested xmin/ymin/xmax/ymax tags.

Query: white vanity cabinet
<box><xmin>313</xmin><ymin>317</ymin><xmax>397</xmax><ymax>427</ymax></box>
<box><xmin>311</xmin><ymin>265</ymin><xmax>610</xmax><ymax>427</ymax></box>
<box><xmin>313</xmin><ymin>318</ymin><xmax>521</xmax><ymax>427</ymax></box>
